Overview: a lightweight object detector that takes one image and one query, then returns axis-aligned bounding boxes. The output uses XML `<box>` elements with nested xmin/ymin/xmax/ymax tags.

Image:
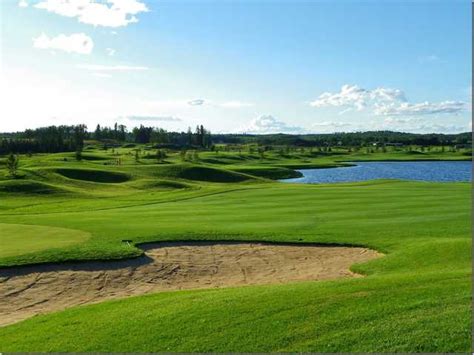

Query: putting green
<box><xmin>0</xmin><ymin>223</ymin><xmax>90</xmax><ymax>258</ymax></box>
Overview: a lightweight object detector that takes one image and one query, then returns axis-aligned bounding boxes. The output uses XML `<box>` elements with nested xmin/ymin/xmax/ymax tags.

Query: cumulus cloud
<box><xmin>187</xmin><ymin>99</ymin><xmax>205</xmax><ymax>106</ymax></box>
<box><xmin>34</xmin><ymin>0</ymin><xmax>149</xmax><ymax>28</ymax></box>
<box><xmin>76</xmin><ymin>64</ymin><xmax>149</xmax><ymax>71</ymax></box>
<box><xmin>18</xmin><ymin>0</ymin><xmax>28</xmax><ymax>8</ymax></box>
<box><xmin>242</xmin><ymin>115</ymin><xmax>304</xmax><ymax>134</ymax></box>
<box><xmin>33</xmin><ymin>33</ymin><xmax>93</xmax><ymax>54</ymax></box>
<box><xmin>126</xmin><ymin>115</ymin><xmax>182</xmax><ymax>122</ymax></box>
<box><xmin>311</xmin><ymin>84</ymin><xmax>467</xmax><ymax>117</ymax></box>
<box><xmin>310</xmin><ymin>84</ymin><xmax>406</xmax><ymax>112</ymax></box>
<box><xmin>374</xmin><ymin>101</ymin><xmax>467</xmax><ymax>116</ymax></box>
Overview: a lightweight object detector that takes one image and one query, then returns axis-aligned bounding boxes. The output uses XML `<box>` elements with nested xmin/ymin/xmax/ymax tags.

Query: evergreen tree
<box><xmin>6</xmin><ymin>153</ymin><xmax>19</xmax><ymax>177</ymax></box>
<box><xmin>94</xmin><ymin>124</ymin><xmax>102</xmax><ymax>140</ymax></box>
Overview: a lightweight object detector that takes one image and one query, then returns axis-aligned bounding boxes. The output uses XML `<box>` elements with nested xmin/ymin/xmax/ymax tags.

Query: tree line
<box><xmin>0</xmin><ymin>125</ymin><xmax>87</xmax><ymax>155</ymax></box>
<box><xmin>0</xmin><ymin>125</ymin><xmax>471</xmax><ymax>155</ymax></box>
<box><xmin>0</xmin><ymin>124</ymin><xmax>212</xmax><ymax>154</ymax></box>
<box><xmin>212</xmin><ymin>131</ymin><xmax>472</xmax><ymax>147</ymax></box>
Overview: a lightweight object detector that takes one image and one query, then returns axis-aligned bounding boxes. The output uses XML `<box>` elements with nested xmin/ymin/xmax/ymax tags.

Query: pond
<box><xmin>281</xmin><ymin>161</ymin><xmax>472</xmax><ymax>184</ymax></box>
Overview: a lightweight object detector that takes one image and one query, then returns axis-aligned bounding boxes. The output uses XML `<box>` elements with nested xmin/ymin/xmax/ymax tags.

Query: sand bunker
<box><xmin>0</xmin><ymin>242</ymin><xmax>380</xmax><ymax>327</ymax></box>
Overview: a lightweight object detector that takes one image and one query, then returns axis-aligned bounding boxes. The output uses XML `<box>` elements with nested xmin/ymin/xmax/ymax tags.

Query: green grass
<box><xmin>0</xmin><ymin>146</ymin><xmax>470</xmax><ymax>352</ymax></box>
<box><xmin>0</xmin><ymin>223</ymin><xmax>90</xmax><ymax>259</ymax></box>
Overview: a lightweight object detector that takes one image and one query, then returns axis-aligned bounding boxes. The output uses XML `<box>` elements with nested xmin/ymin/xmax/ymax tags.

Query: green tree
<box><xmin>180</xmin><ymin>149</ymin><xmax>187</xmax><ymax>162</ymax></box>
<box><xmin>187</xmin><ymin>127</ymin><xmax>193</xmax><ymax>146</ymax></box>
<box><xmin>94</xmin><ymin>124</ymin><xmax>102</xmax><ymax>140</ymax></box>
<box><xmin>6</xmin><ymin>153</ymin><xmax>19</xmax><ymax>177</ymax></box>
<box><xmin>75</xmin><ymin>149</ymin><xmax>82</xmax><ymax>161</ymax></box>
<box><xmin>156</xmin><ymin>149</ymin><xmax>166</xmax><ymax>163</ymax></box>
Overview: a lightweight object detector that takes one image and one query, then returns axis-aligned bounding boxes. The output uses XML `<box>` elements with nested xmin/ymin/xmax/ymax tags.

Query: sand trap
<box><xmin>0</xmin><ymin>242</ymin><xmax>381</xmax><ymax>327</ymax></box>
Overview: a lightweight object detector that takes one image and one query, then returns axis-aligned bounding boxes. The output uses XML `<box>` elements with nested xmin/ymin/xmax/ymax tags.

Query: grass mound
<box><xmin>55</xmin><ymin>168</ymin><xmax>130</xmax><ymax>183</ymax></box>
<box><xmin>229</xmin><ymin>166</ymin><xmax>302</xmax><ymax>180</ymax></box>
<box><xmin>134</xmin><ymin>179</ymin><xmax>192</xmax><ymax>190</ymax></box>
<box><xmin>177</xmin><ymin>166</ymin><xmax>253</xmax><ymax>182</ymax></box>
<box><xmin>149</xmin><ymin>164</ymin><xmax>256</xmax><ymax>183</ymax></box>
<box><xmin>0</xmin><ymin>180</ymin><xmax>67</xmax><ymax>195</ymax></box>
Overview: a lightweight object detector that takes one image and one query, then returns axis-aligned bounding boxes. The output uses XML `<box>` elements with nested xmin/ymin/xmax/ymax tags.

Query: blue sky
<box><xmin>1</xmin><ymin>0</ymin><xmax>471</xmax><ymax>133</ymax></box>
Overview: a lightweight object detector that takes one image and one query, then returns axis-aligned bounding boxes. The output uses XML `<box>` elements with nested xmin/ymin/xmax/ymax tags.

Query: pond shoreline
<box><xmin>281</xmin><ymin>160</ymin><xmax>472</xmax><ymax>184</ymax></box>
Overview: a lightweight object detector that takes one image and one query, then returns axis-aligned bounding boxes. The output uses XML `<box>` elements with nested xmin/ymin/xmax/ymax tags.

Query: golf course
<box><xmin>0</xmin><ymin>143</ymin><xmax>471</xmax><ymax>352</ymax></box>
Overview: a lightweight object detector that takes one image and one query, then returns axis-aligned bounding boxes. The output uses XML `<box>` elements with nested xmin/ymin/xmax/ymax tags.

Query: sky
<box><xmin>0</xmin><ymin>0</ymin><xmax>471</xmax><ymax>134</ymax></box>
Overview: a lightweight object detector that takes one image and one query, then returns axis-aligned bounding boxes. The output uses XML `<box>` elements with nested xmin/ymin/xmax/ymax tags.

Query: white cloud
<box><xmin>126</xmin><ymin>115</ymin><xmax>182</xmax><ymax>122</ymax></box>
<box><xmin>106</xmin><ymin>48</ymin><xmax>116</xmax><ymax>56</ymax></box>
<box><xmin>18</xmin><ymin>0</ymin><xmax>28</xmax><ymax>8</ymax></box>
<box><xmin>241</xmin><ymin>115</ymin><xmax>304</xmax><ymax>134</ymax></box>
<box><xmin>370</xmin><ymin>87</ymin><xmax>406</xmax><ymax>102</ymax></box>
<box><xmin>33</xmin><ymin>33</ymin><xmax>93</xmax><ymax>54</ymax></box>
<box><xmin>310</xmin><ymin>84</ymin><xmax>406</xmax><ymax>112</ymax></box>
<box><xmin>374</xmin><ymin>101</ymin><xmax>467</xmax><ymax>116</ymax></box>
<box><xmin>310</xmin><ymin>84</ymin><xmax>369</xmax><ymax>111</ymax></box>
<box><xmin>311</xmin><ymin>84</ymin><xmax>467</xmax><ymax>117</ymax></box>
<box><xmin>34</xmin><ymin>0</ymin><xmax>149</xmax><ymax>28</ymax></box>
<box><xmin>77</xmin><ymin>64</ymin><xmax>149</xmax><ymax>71</ymax></box>
<box><xmin>187</xmin><ymin>99</ymin><xmax>205</xmax><ymax>106</ymax></box>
